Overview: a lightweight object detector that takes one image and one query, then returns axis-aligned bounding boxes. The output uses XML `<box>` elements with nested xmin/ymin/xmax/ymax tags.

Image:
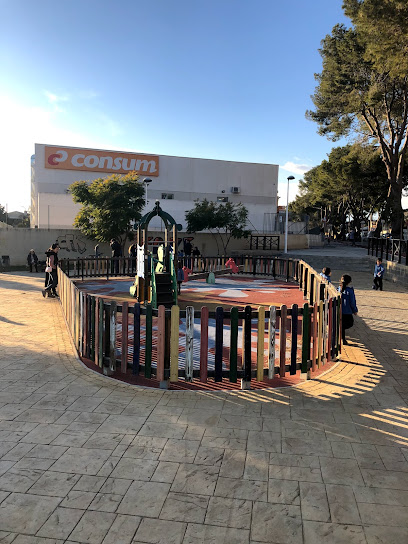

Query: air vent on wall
<box><xmin>231</xmin><ymin>186</ymin><xmax>240</xmax><ymax>194</ymax></box>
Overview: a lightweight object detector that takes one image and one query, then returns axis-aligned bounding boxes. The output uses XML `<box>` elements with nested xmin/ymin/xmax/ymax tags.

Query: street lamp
<box><xmin>143</xmin><ymin>177</ymin><xmax>152</xmax><ymax>206</ymax></box>
<box><xmin>284</xmin><ymin>176</ymin><xmax>295</xmax><ymax>254</ymax></box>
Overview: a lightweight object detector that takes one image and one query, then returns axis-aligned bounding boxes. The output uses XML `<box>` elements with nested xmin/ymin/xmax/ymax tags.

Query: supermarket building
<box><xmin>31</xmin><ymin>143</ymin><xmax>279</xmax><ymax>231</ymax></box>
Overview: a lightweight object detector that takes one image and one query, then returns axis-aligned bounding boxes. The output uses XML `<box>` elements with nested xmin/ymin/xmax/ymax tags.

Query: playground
<box><xmin>75</xmin><ymin>275</ymin><xmax>305</xmax><ymax>310</ymax></box>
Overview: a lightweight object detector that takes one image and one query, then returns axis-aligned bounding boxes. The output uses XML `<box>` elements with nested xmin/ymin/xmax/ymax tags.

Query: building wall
<box><xmin>31</xmin><ymin>144</ymin><xmax>278</xmax><ymax>231</ymax></box>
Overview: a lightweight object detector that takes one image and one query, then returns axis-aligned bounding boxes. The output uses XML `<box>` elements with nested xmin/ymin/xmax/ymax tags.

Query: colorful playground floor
<box><xmin>76</xmin><ymin>275</ymin><xmax>305</xmax><ymax>309</ymax></box>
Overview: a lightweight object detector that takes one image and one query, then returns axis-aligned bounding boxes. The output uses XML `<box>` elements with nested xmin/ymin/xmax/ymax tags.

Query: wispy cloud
<box><xmin>96</xmin><ymin>113</ymin><xmax>123</xmax><ymax>138</ymax></box>
<box><xmin>79</xmin><ymin>90</ymin><xmax>99</xmax><ymax>100</ymax></box>
<box><xmin>280</xmin><ymin>161</ymin><xmax>313</xmax><ymax>176</ymax></box>
<box><xmin>44</xmin><ymin>90</ymin><xmax>70</xmax><ymax>112</ymax></box>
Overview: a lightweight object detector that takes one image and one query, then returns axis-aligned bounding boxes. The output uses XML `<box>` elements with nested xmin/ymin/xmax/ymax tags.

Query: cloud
<box><xmin>79</xmin><ymin>90</ymin><xmax>99</xmax><ymax>100</ymax></box>
<box><xmin>44</xmin><ymin>90</ymin><xmax>70</xmax><ymax>104</ymax></box>
<box><xmin>280</xmin><ymin>161</ymin><xmax>313</xmax><ymax>176</ymax></box>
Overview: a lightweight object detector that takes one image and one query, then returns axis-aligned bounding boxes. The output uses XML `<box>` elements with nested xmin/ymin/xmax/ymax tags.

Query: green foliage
<box><xmin>307</xmin><ymin>0</ymin><xmax>408</xmax><ymax>236</ymax></box>
<box><xmin>69</xmin><ymin>171</ymin><xmax>145</xmax><ymax>246</ymax></box>
<box><xmin>289</xmin><ymin>144</ymin><xmax>390</xmax><ymax>236</ymax></box>
<box><xmin>185</xmin><ymin>199</ymin><xmax>250</xmax><ymax>254</ymax></box>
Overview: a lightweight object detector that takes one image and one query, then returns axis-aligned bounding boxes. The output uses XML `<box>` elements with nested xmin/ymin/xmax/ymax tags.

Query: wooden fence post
<box><xmin>280</xmin><ymin>305</ymin><xmax>287</xmax><ymax>377</ymax></box>
<box><xmin>229</xmin><ymin>307</ymin><xmax>238</xmax><ymax>383</ymax></box>
<box><xmin>133</xmin><ymin>303</ymin><xmax>140</xmax><ymax>375</ymax></box>
<box><xmin>170</xmin><ymin>305</ymin><xmax>180</xmax><ymax>382</ymax></box>
<box><xmin>200</xmin><ymin>306</ymin><xmax>209</xmax><ymax>383</ymax></box>
<box><xmin>290</xmin><ymin>304</ymin><xmax>298</xmax><ymax>375</ymax></box>
<box><xmin>185</xmin><ymin>306</ymin><xmax>194</xmax><ymax>382</ymax></box>
<box><xmin>257</xmin><ymin>306</ymin><xmax>265</xmax><ymax>382</ymax></box>
<box><xmin>268</xmin><ymin>306</ymin><xmax>276</xmax><ymax>379</ymax></box>
<box><xmin>215</xmin><ymin>306</ymin><xmax>224</xmax><ymax>382</ymax></box>
<box><xmin>301</xmin><ymin>303</ymin><xmax>309</xmax><ymax>374</ymax></box>
<box><xmin>241</xmin><ymin>305</ymin><xmax>252</xmax><ymax>388</ymax></box>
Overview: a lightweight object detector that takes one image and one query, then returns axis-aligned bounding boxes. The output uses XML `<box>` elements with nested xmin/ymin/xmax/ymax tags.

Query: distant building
<box><xmin>31</xmin><ymin>143</ymin><xmax>279</xmax><ymax>231</ymax></box>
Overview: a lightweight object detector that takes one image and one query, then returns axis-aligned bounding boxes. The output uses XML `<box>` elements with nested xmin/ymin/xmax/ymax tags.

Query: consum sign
<box><xmin>44</xmin><ymin>146</ymin><xmax>159</xmax><ymax>176</ymax></box>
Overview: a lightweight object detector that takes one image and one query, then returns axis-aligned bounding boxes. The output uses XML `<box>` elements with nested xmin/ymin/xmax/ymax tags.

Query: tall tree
<box><xmin>69</xmin><ymin>171</ymin><xmax>145</xmax><ymax>248</ymax></box>
<box><xmin>185</xmin><ymin>199</ymin><xmax>250</xmax><ymax>254</ymax></box>
<box><xmin>290</xmin><ymin>144</ymin><xmax>389</xmax><ymax>237</ymax></box>
<box><xmin>307</xmin><ymin>0</ymin><xmax>408</xmax><ymax>237</ymax></box>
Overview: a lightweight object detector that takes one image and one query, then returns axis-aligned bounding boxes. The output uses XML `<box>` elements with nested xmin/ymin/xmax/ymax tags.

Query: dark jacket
<box><xmin>45</xmin><ymin>250</ymin><xmax>58</xmax><ymax>269</ymax></box>
<box><xmin>338</xmin><ymin>285</ymin><xmax>358</xmax><ymax>315</ymax></box>
<box><xmin>110</xmin><ymin>241</ymin><xmax>122</xmax><ymax>257</ymax></box>
<box><xmin>27</xmin><ymin>252</ymin><xmax>38</xmax><ymax>265</ymax></box>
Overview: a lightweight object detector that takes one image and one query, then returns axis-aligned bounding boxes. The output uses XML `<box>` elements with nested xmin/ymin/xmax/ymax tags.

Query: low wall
<box><xmin>0</xmin><ymin>228</ymin><xmax>308</xmax><ymax>267</ymax></box>
<box><xmin>307</xmin><ymin>234</ymin><xmax>324</xmax><ymax>248</ymax></box>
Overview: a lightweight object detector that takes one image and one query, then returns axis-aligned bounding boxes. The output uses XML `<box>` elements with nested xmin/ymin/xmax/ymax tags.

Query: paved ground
<box><xmin>0</xmin><ymin>269</ymin><xmax>407</xmax><ymax>544</ymax></box>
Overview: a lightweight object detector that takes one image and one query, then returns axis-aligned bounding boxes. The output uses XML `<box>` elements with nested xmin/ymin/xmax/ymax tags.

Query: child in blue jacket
<box><xmin>338</xmin><ymin>274</ymin><xmax>358</xmax><ymax>345</ymax></box>
<box><xmin>372</xmin><ymin>258</ymin><xmax>385</xmax><ymax>291</ymax></box>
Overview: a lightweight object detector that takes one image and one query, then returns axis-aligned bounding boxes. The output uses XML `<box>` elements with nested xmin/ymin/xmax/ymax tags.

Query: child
<box><xmin>177</xmin><ymin>260</ymin><xmax>184</xmax><ymax>295</ymax></box>
<box><xmin>338</xmin><ymin>274</ymin><xmax>358</xmax><ymax>345</ymax></box>
<box><xmin>320</xmin><ymin>267</ymin><xmax>332</xmax><ymax>283</ymax></box>
<box><xmin>373</xmin><ymin>258</ymin><xmax>385</xmax><ymax>291</ymax></box>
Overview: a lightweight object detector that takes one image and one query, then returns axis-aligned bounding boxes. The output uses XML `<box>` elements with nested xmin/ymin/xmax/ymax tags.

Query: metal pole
<box><xmin>284</xmin><ymin>176</ymin><xmax>294</xmax><ymax>254</ymax></box>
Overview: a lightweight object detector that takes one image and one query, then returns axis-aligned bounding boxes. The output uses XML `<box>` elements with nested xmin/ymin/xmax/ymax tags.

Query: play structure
<box><xmin>129</xmin><ymin>201</ymin><xmax>182</xmax><ymax>308</ymax></box>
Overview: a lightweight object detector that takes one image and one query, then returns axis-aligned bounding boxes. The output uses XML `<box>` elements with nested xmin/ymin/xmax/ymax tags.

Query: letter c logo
<box><xmin>48</xmin><ymin>150</ymin><xmax>68</xmax><ymax>166</ymax></box>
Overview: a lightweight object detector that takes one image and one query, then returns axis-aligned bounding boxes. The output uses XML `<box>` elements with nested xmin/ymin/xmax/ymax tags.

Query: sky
<box><xmin>0</xmin><ymin>0</ymin><xmax>352</xmax><ymax>213</ymax></box>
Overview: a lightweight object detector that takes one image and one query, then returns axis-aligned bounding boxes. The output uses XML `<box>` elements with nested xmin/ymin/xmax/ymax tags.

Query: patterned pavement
<box><xmin>0</xmin><ymin>269</ymin><xmax>407</xmax><ymax>543</ymax></box>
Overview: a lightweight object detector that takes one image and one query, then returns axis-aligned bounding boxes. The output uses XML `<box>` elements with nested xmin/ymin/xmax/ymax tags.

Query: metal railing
<box><xmin>367</xmin><ymin>237</ymin><xmax>408</xmax><ymax>266</ymax></box>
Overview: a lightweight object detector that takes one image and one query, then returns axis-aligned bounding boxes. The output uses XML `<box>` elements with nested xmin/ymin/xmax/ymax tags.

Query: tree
<box><xmin>69</xmin><ymin>171</ymin><xmax>145</xmax><ymax>248</ymax></box>
<box><xmin>185</xmin><ymin>199</ymin><xmax>251</xmax><ymax>254</ymax></box>
<box><xmin>0</xmin><ymin>204</ymin><xmax>6</xmax><ymax>223</ymax></box>
<box><xmin>307</xmin><ymin>0</ymin><xmax>408</xmax><ymax>237</ymax></box>
<box><xmin>290</xmin><ymin>144</ymin><xmax>389</xmax><ymax>238</ymax></box>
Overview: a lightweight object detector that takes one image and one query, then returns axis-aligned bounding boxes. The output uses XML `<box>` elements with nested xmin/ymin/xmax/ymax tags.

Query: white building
<box><xmin>31</xmin><ymin>143</ymin><xmax>278</xmax><ymax>231</ymax></box>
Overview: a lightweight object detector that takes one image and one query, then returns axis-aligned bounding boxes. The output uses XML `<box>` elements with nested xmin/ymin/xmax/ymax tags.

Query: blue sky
<box><xmin>0</xmin><ymin>0</ymin><xmax>350</xmax><ymax>213</ymax></box>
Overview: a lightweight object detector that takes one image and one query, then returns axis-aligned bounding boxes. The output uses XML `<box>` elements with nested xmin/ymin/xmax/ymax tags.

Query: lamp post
<box><xmin>284</xmin><ymin>176</ymin><xmax>295</xmax><ymax>254</ymax></box>
<box><xmin>143</xmin><ymin>177</ymin><xmax>152</xmax><ymax>206</ymax></box>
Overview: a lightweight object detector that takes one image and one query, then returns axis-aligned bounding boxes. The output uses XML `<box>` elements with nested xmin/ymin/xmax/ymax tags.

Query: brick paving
<box><xmin>0</xmin><ymin>270</ymin><xmax>407</xmax><ymax>544</ymax></box>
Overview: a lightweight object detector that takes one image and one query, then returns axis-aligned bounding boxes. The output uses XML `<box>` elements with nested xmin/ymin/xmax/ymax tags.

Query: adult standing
<box><xmin>338</xmin><ymin>274</ymin><xmax>358</xmax><ymax>345</ymax></box>
<box><xmin>110</xmin><ymin>239</ymin><xmax>122</xmax><ymax>274</ymax></box>
<box><xmin>349</xmin><ymin>228</ymin><xmax>356</xmax><ymax>247</ymax></box>
<box><xmin>42</xmin><ymin>243</ymin><xmax>60</xmax><ymax>298</ymax></box>
<box><xmin>27</xmin><ymin>249</ymin><xmax>39</xmax><ymax>273</ymax></box>
<box><xmin>184</xmin><ymin>239</ymin><xmax>192</xmax><ymax>268</ymax></box>
<box><xmin>128</xmin><ymin>242</ymin><xmax>137</xmax><ymax>273</ymax></box>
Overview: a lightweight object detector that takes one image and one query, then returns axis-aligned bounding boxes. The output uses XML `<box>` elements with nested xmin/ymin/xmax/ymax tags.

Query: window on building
<box><xmin>161</xmin><ymin>193</ymin><xmax>174</xmax><ymax>199</ymax></box>
<box><xmin>217</xmin><ymin>196</ymin><xmax>229</xmax><ymax>202</ymax></box>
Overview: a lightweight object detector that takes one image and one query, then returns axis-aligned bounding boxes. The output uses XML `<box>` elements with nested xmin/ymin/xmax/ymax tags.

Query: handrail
<box><xmin>367</xmin><ymin>237</ymin><xmax>407</xmax><ymax>266</ymax></box>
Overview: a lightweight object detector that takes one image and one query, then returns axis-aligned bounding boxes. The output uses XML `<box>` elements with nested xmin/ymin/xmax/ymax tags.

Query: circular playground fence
<box><xmin>57</xmin><ymin>257</ymin><xmax>342</xmax><ymax>388</ymax></box>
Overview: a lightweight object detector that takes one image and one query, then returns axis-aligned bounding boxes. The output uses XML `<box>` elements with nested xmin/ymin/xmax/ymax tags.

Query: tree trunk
<box><xmin>389</xmin><ymin>182</ymin><xmax>404</xmax><ymax>238</ymax></box>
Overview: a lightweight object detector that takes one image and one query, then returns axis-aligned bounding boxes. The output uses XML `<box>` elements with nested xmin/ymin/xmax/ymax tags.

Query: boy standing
<box><xmin>373</xmin><ymin>258</ymin><xmax>385</xmax><ymax>291</ymax></box>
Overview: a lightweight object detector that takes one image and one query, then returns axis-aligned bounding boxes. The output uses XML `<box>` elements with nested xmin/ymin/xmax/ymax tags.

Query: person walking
<box><xmin>42</xmin><ymin>243</ymin><xmax>60</xmax><ymax>298</ymax></box>
<box><xmin>27</xmin><ymin>249</ymin><xmax>39</xmax><ymax>273</ymax></box>
<box><xmin>184</xmin><ymin>239</ymin><xmax>192</xmax><ymax>268</ymax></box>
<box><xmin>349</xmin><ymin>228</ymin><xmax>356</xmax><ymax>247</ymax></box>
<box><xmin>373</xmin><ymin>258</ymin><xmax>385</xmax><ymax>291</ymax></box>
<box><xmin>338</xmin><ymin>274</ymin><xmax>358</xmax><ymax>345</ymax></box>
<box><xmin>128</xmin><ymin>243</ymin><xmax>137</xmax><ymax>273</ymax></box>
<box><xmin>176</xmin><ymin>260</ymin><xmax>185</xmax><ymax>295</ymax></box>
